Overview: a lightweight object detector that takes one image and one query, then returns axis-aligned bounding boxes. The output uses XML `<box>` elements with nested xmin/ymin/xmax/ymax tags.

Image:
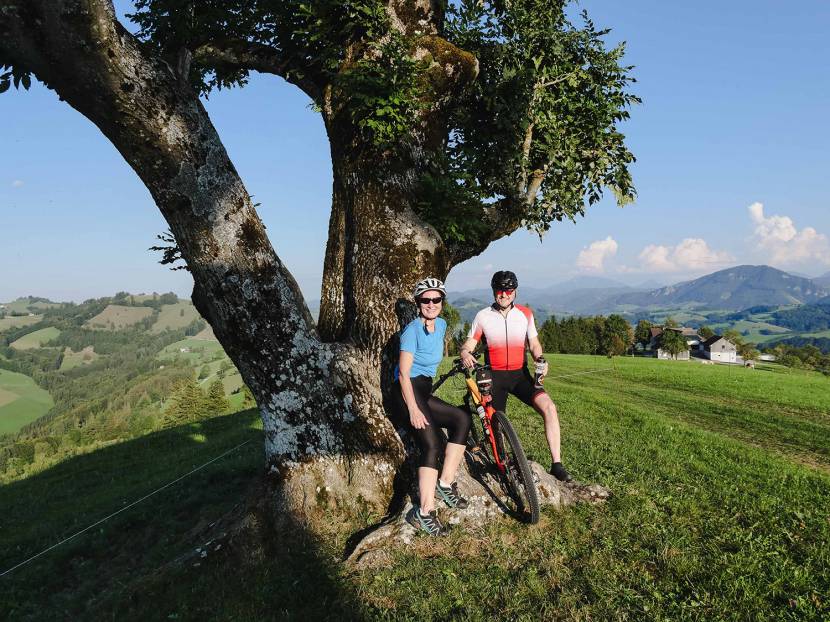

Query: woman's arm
<box><xmin>399</xmin><ymin>351</ymin><xmax>429</xmax><ymax>429</ymax></box>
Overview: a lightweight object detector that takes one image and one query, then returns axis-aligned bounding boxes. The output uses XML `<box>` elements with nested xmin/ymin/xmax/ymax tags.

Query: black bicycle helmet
<box><xmin>490</xmin><ymin>270</ymin><xmax>518</xmax><ymax>290</ymax></box>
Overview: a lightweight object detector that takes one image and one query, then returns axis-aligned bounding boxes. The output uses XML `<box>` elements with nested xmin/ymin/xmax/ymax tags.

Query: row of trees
<box><xmin>538</xmin><ymin>314</ymin><xmax>633</xmax><ymax>356</ymax></box>
<box><xmin>761</xmin><ymin>343</ymin><xmax>830</xmax><ymax>374</ymax></box>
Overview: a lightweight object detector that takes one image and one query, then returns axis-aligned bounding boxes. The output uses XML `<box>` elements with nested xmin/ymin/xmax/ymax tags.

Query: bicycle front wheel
<box><xmin>492</xmin><ymin>410</ymin><xmax>541</xmax><ymax>524</ymax></box>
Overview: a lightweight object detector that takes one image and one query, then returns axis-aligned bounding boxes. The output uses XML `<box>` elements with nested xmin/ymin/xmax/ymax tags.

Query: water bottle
<box><xmin>534</xmin><ymin>356</ymin><xmax>547</xmax><ymax>389</ymax></box>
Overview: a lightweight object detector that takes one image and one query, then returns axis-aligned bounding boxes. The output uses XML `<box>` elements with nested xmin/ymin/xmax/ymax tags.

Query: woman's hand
<box><xmin>409</xmin><ymin>407</ymin><xmax>430</xmax><ymax>430</ymax></box>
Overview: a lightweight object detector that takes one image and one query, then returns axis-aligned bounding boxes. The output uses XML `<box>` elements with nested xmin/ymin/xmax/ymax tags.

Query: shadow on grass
<box><xmin>1</xmin><ymin>409</ymin><xmax>370</xmax><ymax>621</ymax></box>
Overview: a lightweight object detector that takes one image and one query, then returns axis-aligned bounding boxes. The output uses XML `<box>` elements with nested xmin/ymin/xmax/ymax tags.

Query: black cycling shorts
<box><xmin>387</xmin><ymin>375</ymin><xmax>471</xmax><ymax>469</ymax></box>
<box><xmin>489</xmin><ymin>368</ymin><xmax>546</xmax><ymax>412</ymax></box>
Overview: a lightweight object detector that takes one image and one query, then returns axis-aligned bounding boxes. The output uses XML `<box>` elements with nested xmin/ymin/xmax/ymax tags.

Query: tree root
<box><xmin>345</xmin><ymin>460</ymin><xmax>610</xmax><ymax>567</ymax></box>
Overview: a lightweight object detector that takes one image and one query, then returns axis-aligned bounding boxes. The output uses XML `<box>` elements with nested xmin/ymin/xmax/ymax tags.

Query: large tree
<box><xmin>0</xmin><ymin>0</ymin><xmax>636</xmax><ymax>522</ymax></box>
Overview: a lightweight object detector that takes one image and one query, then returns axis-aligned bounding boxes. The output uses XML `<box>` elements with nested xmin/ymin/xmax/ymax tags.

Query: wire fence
<box><xmin>1</xmin><ymin>438</ymin><xmax>252</xmax><ymax>578</ymax></box>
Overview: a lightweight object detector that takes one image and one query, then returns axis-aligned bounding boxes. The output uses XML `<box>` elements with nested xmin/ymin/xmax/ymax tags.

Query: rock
<box><xmin>346</xmin><ymin>458</ymin><xmax>610</xmax><ymax>567</ymax></box>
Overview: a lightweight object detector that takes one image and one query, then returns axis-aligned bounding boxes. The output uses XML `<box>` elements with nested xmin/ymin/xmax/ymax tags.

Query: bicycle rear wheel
<box><xmin>492</xmin><ymin>410</ymin><xmax>540</xmax><ymax>524</ymax></box>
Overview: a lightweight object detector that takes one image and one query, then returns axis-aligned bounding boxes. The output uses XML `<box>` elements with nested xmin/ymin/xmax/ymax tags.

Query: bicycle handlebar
<box><xmin>432</xmin><ymin>358</ymin><xmax>490</xmax><ymax>392</ymax></box>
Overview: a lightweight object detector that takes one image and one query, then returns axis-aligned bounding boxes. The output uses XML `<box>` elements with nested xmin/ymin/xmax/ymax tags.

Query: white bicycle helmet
<box><xmin>413</xmin><ymin>277</ymin><xmax>446</xmax><ymax>299</ymax></box>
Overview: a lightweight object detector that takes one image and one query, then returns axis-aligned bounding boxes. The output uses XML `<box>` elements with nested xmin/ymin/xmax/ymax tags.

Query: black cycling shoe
<box><xmin>406</xmin><ymin>506</ymin><xmax>447</xmax><ymax>536</ymax></box>
<box><xmin>436</xmin><ymin>481</ymin><xmax>469</xmax><ymax>509</ymax></box>
<box><xmin>549</xmin><ymin>462</ymin><xmax>573</xmax><ymax>482</ymax></box>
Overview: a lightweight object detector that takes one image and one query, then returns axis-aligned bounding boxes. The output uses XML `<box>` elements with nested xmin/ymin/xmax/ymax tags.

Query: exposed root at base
<box><xmin>346</xmin><ymin>460</ymin><xmax>611</xmax><ymax>568</ymax></box>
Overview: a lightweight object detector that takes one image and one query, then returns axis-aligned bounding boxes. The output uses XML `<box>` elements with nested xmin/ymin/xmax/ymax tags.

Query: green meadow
<box><xmin>1</xmin><ymin>355</ymin><xmax>828</xmax><ymax>620</ymax></box>
<box><xmin>0</xmin><ymin>369</ymin><xmax>54</xmax><ymax>435</ymax></box>
<box><xmin>9</xmin><ymin>327</ymin><xmax>60</xmax><ymax>350</ymax></box>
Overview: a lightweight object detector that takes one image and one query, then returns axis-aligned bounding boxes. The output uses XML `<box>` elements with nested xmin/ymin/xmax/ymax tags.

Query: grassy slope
<box><xmin>158</xmin><ymin>338</ymin><xmax>225</xmax><ymax>365</ymax></box>
<box><xmin>2</xmin><ymin>356</ymin><xmax>828</xmax><ymax>621</ymax></box>
<box><xmin>58</xmin><ymin>346</ymin><xmax>99</xmax><ymax>371</ymax></box>
<box><xmin>9</xmin><ymin>327</ymin><xmax>61</xmax><ymax>350</ymax></box>
<box><xmin>0</xmin><ymin>315</ymin><xmax>42</xmax><ymax>331</ymax></box>
<box><xmin>85</xmin><ymin>305</ymin><xmax>154</xmax><ymax>330</ymax></box>
<box><xmin>0</xmin><ymin>369</ymin><xmax>54</xmax><ymax>435</ymax></box>
<box><xmin>150</xmin><ymin>302</ymin><xmax>201</xmax><ymax>334</ymax></box>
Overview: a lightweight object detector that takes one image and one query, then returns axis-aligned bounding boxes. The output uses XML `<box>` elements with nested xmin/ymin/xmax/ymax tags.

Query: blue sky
<box><xmin>1</xmin><ymin>1</ymin><xmax>829</xmax><ymax>302</ymax></box>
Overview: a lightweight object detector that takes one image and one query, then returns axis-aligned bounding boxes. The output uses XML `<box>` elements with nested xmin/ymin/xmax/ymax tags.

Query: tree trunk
<box><xmin>0</xmin><ymin>0</ymin><xmax>409</xmax><ymax>522</ymax></box>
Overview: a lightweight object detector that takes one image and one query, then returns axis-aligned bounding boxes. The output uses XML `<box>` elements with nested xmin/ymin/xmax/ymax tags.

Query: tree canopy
<box><xmin>118</xmin><ymin>0</ymin><xmax>638</xmax><ymax>245</ymax></box>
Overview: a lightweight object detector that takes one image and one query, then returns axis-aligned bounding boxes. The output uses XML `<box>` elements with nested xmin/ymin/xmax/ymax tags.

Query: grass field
<box><xmin>1</xmin><ymin>356</ymin><xmax>828</xmax><ymax>620</ymax></box>
<box><xmin>9</xmin><ymin>327</ymin><xmax>61</xmax><ymax>350</ymax></box>
<box><xmin>150</xmin><ymin>302</ymin><xmax>201</xmax><ymax>334</ymax></box>
<box><xmin>0</xmin><ymin>369</ymin><xmax>54</xmax><ymax>435</ymax></box>
<box><xmin>0</xmin><ymin>299</ymin><xmax>58</xmax><ymax>315</ymax></box>
<box><xmin>85</xmin><ymin>305</ymin><xmax>154</xmax><ymax>330</ymax></box>
<box><xmin>0</xmin><ymin>315</ymin><xmax>42</xmax><ymax>332</ymax></box>
<box><xmin>157</xmin><ymin>337</ymin><xmax>226</xmax><ymax>365</ymax></box>
<box><xmin>59</xmin><ymin>346</ymin><xmax>99</xmax><ymax>371</ymax></box>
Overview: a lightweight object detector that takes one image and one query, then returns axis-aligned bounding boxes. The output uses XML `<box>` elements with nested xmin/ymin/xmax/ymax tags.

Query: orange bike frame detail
<box><xmin>465</xmin><ymin>378</ymin><xmax>507</xmax><ymax>473</ymax></box>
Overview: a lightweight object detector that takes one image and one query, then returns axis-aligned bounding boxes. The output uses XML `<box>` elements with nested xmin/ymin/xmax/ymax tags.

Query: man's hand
<box><xmin>534</xmin><ymin>356</ymin><xmax>548</xmax><ymax>380</ymax></box>
<box><xmin>460</xmin><ymin>349</ymin><xmax>477</xmax><ymax>369</ymax></box>
<box><xmin>410</xmin><ymin>407</ymin><xmax>430</xmax><ymax>430</ymax></box>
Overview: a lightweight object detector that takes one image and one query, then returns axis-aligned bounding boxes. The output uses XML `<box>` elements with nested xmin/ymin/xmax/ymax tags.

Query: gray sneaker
<box><xmin>435</xmin><ymin>481</ymin><xmax>469</xmax><ymax>509</ymax></box>
<box><xmin>406</xmin><ymin>506</ymin><xmax>447</xmax><ymax>536</ymax></box>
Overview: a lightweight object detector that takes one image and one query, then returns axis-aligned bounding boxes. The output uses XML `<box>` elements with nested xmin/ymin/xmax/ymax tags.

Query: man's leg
<box><xmin>531</xmin><ymin>392</ymin><xmax>561</xmax><ymax>463</ymax></box>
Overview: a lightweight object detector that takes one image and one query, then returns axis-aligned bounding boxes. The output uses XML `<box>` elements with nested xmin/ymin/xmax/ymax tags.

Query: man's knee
<box><xmin>533</xmin><ymin>393</ymin><xmax>558</xmax><ymax>418</ymax></box>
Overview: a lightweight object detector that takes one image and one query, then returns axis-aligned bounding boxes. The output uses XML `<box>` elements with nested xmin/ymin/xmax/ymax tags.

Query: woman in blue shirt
<box><xmin>389</xmin><ymin>277</ymin><xmax>471</xmax><ymax>536</ymax></box>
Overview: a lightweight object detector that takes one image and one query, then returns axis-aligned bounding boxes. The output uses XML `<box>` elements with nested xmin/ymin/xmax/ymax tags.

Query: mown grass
<box><xmin>84</xmin><ymin>304</ymin><xmax>154</xmax><ymax>330</ymax></box>
<box><xmin>0</xmin><ymin>369</ymin><xmax>54</xmax><ymax>434</ymax></box>
<box><xmin>150</xmin><ymin>302</ymin><xmax>201</xmax><ymax>334</ymax></box>
<box><xmin>0</xmin><ymin>315</ymin><xmax>42</xmax><ymax>332</ymax></box>
<box><xmin>2</xmin><ymin>356</ymin><xmax>828</xmax><ymax>621</ymax></box>
<box><xmin>9</xmin><ymin>326</ymin><xmax>61</xmax><ymax>350</ymax></box>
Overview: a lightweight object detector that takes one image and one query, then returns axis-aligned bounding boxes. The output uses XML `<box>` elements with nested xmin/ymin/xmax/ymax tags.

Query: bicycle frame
<box><xmin>435</xmin><ymin>362</ymin><xmax>508</xmax><ymax>474</ymax></box>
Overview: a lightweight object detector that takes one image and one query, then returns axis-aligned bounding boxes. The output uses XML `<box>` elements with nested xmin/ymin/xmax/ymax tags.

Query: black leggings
<box><xmin>389</xmin><ymin>375</ymin><xmax>471</xmax><ymax>469</ymax></box>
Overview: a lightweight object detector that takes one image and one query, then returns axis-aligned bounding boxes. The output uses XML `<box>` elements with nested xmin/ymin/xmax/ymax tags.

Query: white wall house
<box><xmin>649</xmin><ymin>326</ymin><xmax>698</xmax><ymax>360</ymax></box>
<box><xmin>702</xmin><ymin>336</ymin><xmax>737</xmax><ymax>363</ymax></box>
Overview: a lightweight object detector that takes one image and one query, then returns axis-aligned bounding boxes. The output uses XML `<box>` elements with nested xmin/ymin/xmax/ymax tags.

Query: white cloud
<box><xmin>748</xmin><ymin>202</ymin><xmax>830</xmax><ymax>265</ymax></box>
<box><xmin>11</xmin><ymin>180</ymin><xmax>24</xmax><ymax>188</ymax></box>
<box><xmin>638</xmin><ymin>238</ymin><xmax>732</xmax><ymax>273</ymax></box>
<box><xmin>577</xmin><ymin>236</ymin><xmax>618</xmax><ymax>273</ymax></box>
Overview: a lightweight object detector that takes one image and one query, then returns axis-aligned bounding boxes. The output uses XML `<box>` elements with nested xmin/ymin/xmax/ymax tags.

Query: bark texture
<box><xmin>0</xmin><ymin>0</ymin><xmax>405</xmax><ymax>518</ymax></box>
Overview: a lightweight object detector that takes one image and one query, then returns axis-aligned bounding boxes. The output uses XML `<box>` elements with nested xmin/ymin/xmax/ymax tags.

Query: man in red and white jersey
<box><xmin>459</xmin><ymin>270</ymin><xmax>572</xmax><ymax>482</ymax></box>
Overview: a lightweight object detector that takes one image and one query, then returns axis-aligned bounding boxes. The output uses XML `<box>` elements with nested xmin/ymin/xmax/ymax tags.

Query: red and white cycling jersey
<box><xmin>468</xmin><ymin>304</ymin><xmax>538</xmax><ymax>370</ymax></box>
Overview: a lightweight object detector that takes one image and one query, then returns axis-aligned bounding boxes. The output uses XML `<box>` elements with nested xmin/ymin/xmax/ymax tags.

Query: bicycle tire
<box><xmin>492</xmin><ymin>410</ymin><xmax>540</xmax><ymax>524</ymax></box>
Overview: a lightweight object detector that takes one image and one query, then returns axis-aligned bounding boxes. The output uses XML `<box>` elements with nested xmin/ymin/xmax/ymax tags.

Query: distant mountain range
<box><xmin>814</xmin><ymin>271</ymin><xmax>830</xmax><ymax>289</ymax></box>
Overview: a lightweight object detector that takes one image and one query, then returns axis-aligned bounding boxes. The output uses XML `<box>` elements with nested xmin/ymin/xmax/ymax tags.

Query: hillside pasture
<box><xmin>157</xmin><ymin>337</ymin><xmax>225</xmax><ymax>365</ymax></box>
<box><xmin>85</xmin><ymin>305</ymin><xmax>154</xmax><ymax>330</ymax></box>
<box><xmin>193</xmin><ymin>324</ymin><xmax>216</xmax><ymax>340</ymax></box>
<box><xmin>0</xmin><ymin>315</ymin><xmax>42</xmax><ymax>332</ymax></box>
<box><xmin>0</xmin><ymin>298</ymin><xmax>58</xmax><ymax>314</ymax></box>
<box><xmin>9</xmin><ymin>327</ymin><xmax>61</xmax><ymax>350</ymax></box>
<box><xmin>1</xmin><ymin>355</ymin><xmax>828</xmax><ymax>620</ymax></box>
<box><xmin>196</xmin><ymin>359</ymin><xmax>244</xmax><ymax>395</ymax></box>
<box><xmin>0</xmin><ymin>369</ymin><xmax>53</xmax><ymax>435</ymax></box>
<box><xmin>59</xmin><ymin>346</ymin><xmax>99</xmax><ymax>371</ymax></box>
<box><xmin>150</xmin><ymin>302</ymin><xmax>200</xmax><ymax>333</ymax></box>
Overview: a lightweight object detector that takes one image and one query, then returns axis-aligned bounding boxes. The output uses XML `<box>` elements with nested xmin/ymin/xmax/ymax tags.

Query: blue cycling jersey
<box><xmin>395</xmin><ymin>317</ymin><xmax>446</xmax><ymax>380</ymax></box>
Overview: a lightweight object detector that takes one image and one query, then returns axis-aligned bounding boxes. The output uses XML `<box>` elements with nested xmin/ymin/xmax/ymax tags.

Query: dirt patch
<box><xmin>0</xmin><ymin>387</ymin><xmax>18</xmax><ymax>408</ymax></box>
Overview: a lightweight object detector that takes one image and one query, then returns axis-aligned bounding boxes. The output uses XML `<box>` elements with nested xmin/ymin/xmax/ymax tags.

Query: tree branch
<box><xmin>192</xmin><ymin>39</ymin><xmax>320</xmax><ymax>101</ymax></box>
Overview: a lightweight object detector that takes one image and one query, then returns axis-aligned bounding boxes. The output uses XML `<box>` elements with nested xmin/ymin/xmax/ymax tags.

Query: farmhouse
<box><xmin>649</xmin><ymin>326</ymin><xmax>701</xmax><ymax>360</ymax></box>
<box><xmin>702</xmin><ymin>335</ymin><xmax>737</xmax><ymax>363</ymax></box>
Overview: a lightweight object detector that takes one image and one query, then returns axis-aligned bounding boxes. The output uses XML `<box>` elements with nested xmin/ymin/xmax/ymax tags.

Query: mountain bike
<box><xmin>433</xmin><ymin>359</ymin><xmax>541</xmax><ymax>524</ymax></box>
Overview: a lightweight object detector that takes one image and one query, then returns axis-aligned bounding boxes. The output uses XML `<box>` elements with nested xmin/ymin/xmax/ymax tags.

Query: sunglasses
<box><xmin>417</xmin><ymin>296</ymin><xmax>444</xmax><ymax>305</ymax></box>
<box><xmin>494</xmin><ymin>289</ymin><xmax>515</xmax><ymax>297</ymax></box>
